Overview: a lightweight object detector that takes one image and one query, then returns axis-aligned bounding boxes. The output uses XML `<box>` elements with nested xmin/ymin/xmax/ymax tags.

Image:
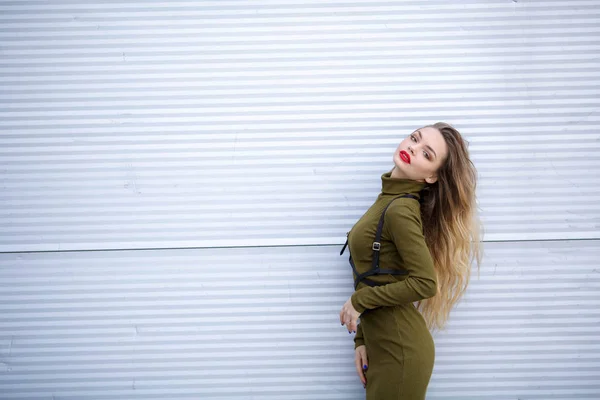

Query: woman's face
<box><xmin>392</xmin><ymin>126</ymin><xmax>448</xmax><ymax>184</ymax></box>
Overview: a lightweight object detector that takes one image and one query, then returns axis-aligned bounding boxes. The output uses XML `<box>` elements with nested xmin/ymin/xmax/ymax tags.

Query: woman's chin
<box><xmin>393</xmin><ymin>158</ymin><xmax>405</xmax><ymax>170</ymax></box>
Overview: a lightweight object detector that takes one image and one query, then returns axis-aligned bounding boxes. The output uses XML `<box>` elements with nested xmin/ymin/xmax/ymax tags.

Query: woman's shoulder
<box><xmin>387</xmin><ymin>195</ymin><xmax>421</xmax><ymax>212</ymax></box>
<box><xmin>384</xmin><ymin>196</ymin><xmax>423</xmax><ymax>224</ymax></box>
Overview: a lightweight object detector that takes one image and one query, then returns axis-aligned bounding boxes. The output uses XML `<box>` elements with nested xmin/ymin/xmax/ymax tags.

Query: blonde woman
<box><xmin>339</xmin><ymin>122</ymin><xmax>483</xmax><ymax>399</ymax></box>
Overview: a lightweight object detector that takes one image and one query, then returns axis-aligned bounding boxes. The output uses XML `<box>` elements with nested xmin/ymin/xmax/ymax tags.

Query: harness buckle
<box><xmin>372</xmin><ymin>242</ymin><xmax>381</xmax><ymax>251</ymax></box>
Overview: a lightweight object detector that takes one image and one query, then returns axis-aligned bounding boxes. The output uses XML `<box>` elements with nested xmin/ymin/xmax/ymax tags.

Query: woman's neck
<box><xmin>390</xmin><ymin>166</ymin><xmax>425</xmax><ymax>183</ymax></box>
<box><xmin>390</xmin><ymin>166</ymin><xmax>409</xmax><ymax>180</ymax></box>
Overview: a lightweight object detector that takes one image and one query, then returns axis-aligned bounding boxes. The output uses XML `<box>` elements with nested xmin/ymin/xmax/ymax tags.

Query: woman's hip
<box><xmin>360</xmin><ymin>304</ymin><xmax>434</xmax><ymax>362</ymax></box>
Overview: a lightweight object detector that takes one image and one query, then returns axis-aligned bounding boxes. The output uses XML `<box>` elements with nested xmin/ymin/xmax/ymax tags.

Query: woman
<box><xmin>339</xmin><ymin>122</ymin><xmax>483</xmax><ymax>399</ymax></box>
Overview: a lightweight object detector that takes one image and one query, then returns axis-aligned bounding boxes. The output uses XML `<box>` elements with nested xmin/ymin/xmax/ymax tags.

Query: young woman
<box><xmin>339</xmin><ymin>122</ymin><xmax>483</xmax><ymax>399</ymax></box>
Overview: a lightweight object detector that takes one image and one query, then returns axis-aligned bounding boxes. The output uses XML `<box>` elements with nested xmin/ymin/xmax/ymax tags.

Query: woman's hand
<box><xmin>339</xmin><ymin>296</ymin><xmax>360</xmax><ymax>333</ymax></box>
<box><xmin>355</xmin><ymin>345</ymin><xmax>368</xmax><ymax>388</ymax></box>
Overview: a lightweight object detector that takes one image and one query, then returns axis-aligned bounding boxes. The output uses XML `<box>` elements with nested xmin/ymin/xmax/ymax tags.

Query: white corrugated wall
<box><xmin>1</xmin><ymin>1</ymin><xmax>599</xmax><ymax>399</ymax></box>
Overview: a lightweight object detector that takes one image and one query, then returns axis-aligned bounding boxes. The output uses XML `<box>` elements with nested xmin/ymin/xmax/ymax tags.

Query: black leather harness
<box><xmin>340</xmin><ymin>194</ymin><xmax>420</xmax><ymax>290</ymax></box>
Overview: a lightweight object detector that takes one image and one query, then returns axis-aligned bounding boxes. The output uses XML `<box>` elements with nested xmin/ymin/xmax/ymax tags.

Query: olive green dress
<box><xmin>348</xmin><ymin>170</ymin><xmax>437</xmax><ymax>400</ymax></box>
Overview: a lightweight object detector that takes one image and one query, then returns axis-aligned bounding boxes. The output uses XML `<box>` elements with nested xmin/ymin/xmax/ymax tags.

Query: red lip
<box><xmin>399</xmin><ymin>150</ymin><xmax>411</xmax><ymax>164</ymax></box>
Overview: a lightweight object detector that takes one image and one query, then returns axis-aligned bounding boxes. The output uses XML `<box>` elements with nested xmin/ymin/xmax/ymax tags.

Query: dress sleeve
<box><xmin>353</xmin><ymin>322</ymin><xmax>365</xmax><ymax>349</ymax></box>
<box><xmin>350</xmin><ymin>200</ymin><xmax>437</xmax><ymax>314</ymax></box>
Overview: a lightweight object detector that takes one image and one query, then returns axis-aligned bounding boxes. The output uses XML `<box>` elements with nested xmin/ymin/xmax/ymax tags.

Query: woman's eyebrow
<box><xmin>426</xmin><ymin>145</ymin><xmax>437</xmax><ymax>159</ymax></box>
<box><xmin>416</xmin><ymin>130</ymin><xmax>437</xmax><ymax>159</ymax></box>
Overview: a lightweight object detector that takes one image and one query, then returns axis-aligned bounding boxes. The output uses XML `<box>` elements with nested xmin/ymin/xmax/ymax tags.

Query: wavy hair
<box><xmin>416</xmin><ymin>122</ymin><xmax>483</xmax><ymax>331</ymax></box>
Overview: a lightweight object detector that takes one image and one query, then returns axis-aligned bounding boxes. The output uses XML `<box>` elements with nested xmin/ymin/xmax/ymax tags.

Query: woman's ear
<box><xmin>425</xmin><ymin>175</ymin><xmax>438</xmax><ymax>184</ymax></box>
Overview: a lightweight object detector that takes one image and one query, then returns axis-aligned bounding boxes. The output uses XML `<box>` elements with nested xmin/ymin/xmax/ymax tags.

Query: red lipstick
<box><xmin>399</xmin><ymin>150</ymin><xmax>411</xmax><ymax>164</ymax></box>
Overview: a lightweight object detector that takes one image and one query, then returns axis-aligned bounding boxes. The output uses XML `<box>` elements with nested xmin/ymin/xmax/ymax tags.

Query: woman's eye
<box><xmin>410</xmin><ymin>134</ymin><xmax>417</xmax><ymax>142</ymax></box>
<box><xmin>424</xmin><ymin>151</ymin><xmax>430</xmax><ymax>159</ymax></box>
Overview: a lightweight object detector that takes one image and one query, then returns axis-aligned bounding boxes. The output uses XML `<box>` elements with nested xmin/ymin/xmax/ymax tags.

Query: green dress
<box><xmin>348</xmin><ymin>170</ymin><xmax>437</xmax><ymax>400</ymax></box>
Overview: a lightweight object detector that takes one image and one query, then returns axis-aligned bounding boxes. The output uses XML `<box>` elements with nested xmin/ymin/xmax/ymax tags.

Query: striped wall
<box><xmin>1</xmin><ymin>1</ymin><xmax>599</xmax><ymax>399</ymax></box>
<box><xmin>1</xmin><ymin>241</ymin><xmax>599</xmax><ymax>398</ymax></box>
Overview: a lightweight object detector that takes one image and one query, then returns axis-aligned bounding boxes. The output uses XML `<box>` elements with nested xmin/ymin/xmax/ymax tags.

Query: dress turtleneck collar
<box><xmin>381</xmin><ymin>169</ymin><xmax>427</xmax><ymax>196</ymax></box>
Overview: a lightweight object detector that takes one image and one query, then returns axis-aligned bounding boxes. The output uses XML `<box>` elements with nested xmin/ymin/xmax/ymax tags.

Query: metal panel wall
<box><xmin>1</xmin><ymin>0</ymin><xmax>599</xmax><ymax>251</ymax></box>
<box><xmin>1</xmin><ymin>241</ymin><xmax>599</xmax><ymax>399</ymax></box>
<box><xmin>1</xmin><ymin>1</ymin><xmax>599</xmax><ymax>399</ymax></box>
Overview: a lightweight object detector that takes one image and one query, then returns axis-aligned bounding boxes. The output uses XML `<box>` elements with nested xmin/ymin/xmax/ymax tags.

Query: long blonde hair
<box><xmin>416</xmin><ymin>122</ymin><xmax>483</xmax><ymax>331</ymax></box>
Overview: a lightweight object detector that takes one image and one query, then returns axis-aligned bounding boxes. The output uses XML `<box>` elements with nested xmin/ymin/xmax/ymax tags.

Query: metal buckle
<box><xmin>372</xmin><ymin>242</ymin><xmax>381</xmax><ymax>251</ymax></box>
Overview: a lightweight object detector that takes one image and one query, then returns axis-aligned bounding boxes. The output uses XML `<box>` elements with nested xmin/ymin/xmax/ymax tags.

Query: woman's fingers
<box><xmin>355</xmin><ymin>345</ymin><xmax>368</xmax><ymax>386</ymax></box>
<box><xmin>344</xmin><ymin>310</ymin><xmax>357</xmax><ymax>333</ymax></box>
<box><xmin>340</xmin><ymin>297</ymin><xmax>360</xmax><ymax>333</ymax></box>
<box><xmin>344</xmin><ymin>318</ymin><xmax>356</xmax><ymax>333</ymax></box>
<box><xmin>340</xmin><ymin>299</ymin><xmax>358</xmax><ymax>333</ymax></box>
<box><xmin>354</xmin><ymin>351</ymin><xmax>366</xmax><ymax>385</ymax></box>
<box><xmin>340</xmin><ymin>306</ymin><xmax>356</xmax><ymax>333</ymax></box>
<box><xmin>347</xmin><ymin>318</ymin><xmax>357</xmax><ymax>333</ymax></box>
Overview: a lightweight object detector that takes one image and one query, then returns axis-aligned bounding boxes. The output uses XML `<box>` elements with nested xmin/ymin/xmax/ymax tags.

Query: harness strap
<box><xmin>341</xmin><ymin>193</ymin><xmax>420</xmax><ymax>289</ymax></box>
<box><xmin>371</xmin><ymin>193</ymin><xmax>419</xmax><ymax>271</ymax></box>
<box><xmin>339</xmin><ymin>232</ymin><xmax>349</xmax><ymax>256</ymax></box>
<box><xmin>349</xmin><ymin>255</ymin><xmax>409</xmax><ymax>289</ymax></box>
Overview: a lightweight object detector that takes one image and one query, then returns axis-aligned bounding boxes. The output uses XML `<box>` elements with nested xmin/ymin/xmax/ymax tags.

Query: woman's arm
<box><xmin>350</xmin><ymin>200</ymin><xmax>437</xmax><ymax>313</ymax></box>
<box><xmin>354</xmin><ymin>322</ymin><xmax>365</xmax><ymax>349</ymax></box>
